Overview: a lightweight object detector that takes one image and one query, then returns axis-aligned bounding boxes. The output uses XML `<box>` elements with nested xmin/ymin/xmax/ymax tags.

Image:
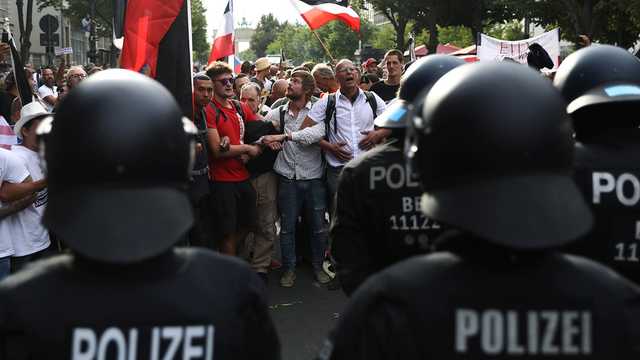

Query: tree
<box><xmin>355</xmin><ymin>0</ymin><xmax>422</xmax><ymax>51</ymax></box>
<box><xmin>437</xmin><ymin>25</ymin><xmax>475</xmax><ymax>47</ymax></box>
<box><xmin>190</xmin><ymin>0</ymin><xmax>208</xmax><ymax>63</ymax></box>
<box><xmin>250</xmin><ymin>14</ymin><xmax>281</xmax><ymax>58</ymax></box>
<box><xmin>238</xmin><ymin>48</ymin><xmax>257</xmax><ymax>62</ymax></box>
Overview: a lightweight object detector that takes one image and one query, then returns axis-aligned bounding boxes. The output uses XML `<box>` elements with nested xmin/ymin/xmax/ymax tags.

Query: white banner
<box><xmin>54</xmin><ymin>47</ymin><xmax>73</xmax><ymax>55</ymax></box>
<box><xmin>477</xmin><ymin>28</ymin><xmax>560</xmax><ymax>70</ymax></box>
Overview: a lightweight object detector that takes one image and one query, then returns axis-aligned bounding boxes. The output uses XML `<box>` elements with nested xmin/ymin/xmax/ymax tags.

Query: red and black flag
<box><xmin>289</xmin><ymin>0</ymin><xmax>360</xmax><ymax>32</ymax></box>
<box><xmin>2</xmin><ymin>29</ymin><xmax>32</xmax><ymax>106</ymax></box>
<box><xmin>116</xmin><ymin>0</ymin><xmax>193</xmax><ymax>117</ymax></box>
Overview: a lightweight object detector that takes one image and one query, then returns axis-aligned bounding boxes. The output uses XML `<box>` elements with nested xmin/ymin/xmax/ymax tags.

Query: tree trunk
<box><xmin>16</xmin><ymin>0</ymin><xmax>33</xmax><ymax>62</ymax></box>
<box><xmin>427</xmin><ymin>14</ymin><xmax>438</xmax><ymax>54</ymax></box>
<box><xmin>395</xmin><ymin>18</ymin><xmax>407</xmax><ymax>52</ymax></box>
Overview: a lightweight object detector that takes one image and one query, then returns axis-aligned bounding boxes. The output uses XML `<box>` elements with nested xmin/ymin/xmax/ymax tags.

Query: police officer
<box><xmin>0</xmin><ymin>70</ymin><xmax>280</xmax><ymax>360</ymax></box>
<box><xmin>318</xmin><ymin>62</ymin><xmax>640</xmax><ymax>359</ymax></box>
<box><xmin>331</xmin><ymin>55</ymin><xmax>465</xmax><ymax>296</ymax></box>
<box><xmin>554</xmin><ymin>45</ymin><xmax>640</xmax><ymax>284</ymax></box>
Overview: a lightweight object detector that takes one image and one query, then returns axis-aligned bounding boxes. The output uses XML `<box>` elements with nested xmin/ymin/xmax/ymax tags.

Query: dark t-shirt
<box><xmin>0</xmin><ymin>248</ymin><xmax>280</xmax><ymax>360</ymax></box>
<box><xmin>369</xmin><ymin>81</ymin><xmax>399</xmax><ymax>103</ymax></box>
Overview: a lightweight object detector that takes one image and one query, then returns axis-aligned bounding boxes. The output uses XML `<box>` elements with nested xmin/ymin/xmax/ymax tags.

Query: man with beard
<box><xmin>261</xmin><ymin>70</ymin><xmax>330</xmax><ymax>287</ymax></box>
<box><xmin>37</xmin><ymin>68</ymin><xmax>57</xmax><ymax>111</ymax></box>
<box><xmin>370</xmin><ymin>50</ymin><xmax>404</xmax><ymax>103</ymax></box>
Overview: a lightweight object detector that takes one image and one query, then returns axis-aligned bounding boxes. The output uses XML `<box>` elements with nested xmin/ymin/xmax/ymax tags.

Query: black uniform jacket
<box><xmin>331</xmin><ymin>142</ymin><xmax>446</xmax><ymax>296</ymax></box>
<box><xmin>0</xmin><ymin>248</ymin><xmax>280</xmax><ymax>360</ymax></box>
<box><xmin>321</xmin><ymin>238</ymin><xmax>640</xmax><ymax>359</ymax></box>
<box><xmin>568</xmin><ymin>130</ymin><xmax>640</xmax><ymax>285</ymax></box>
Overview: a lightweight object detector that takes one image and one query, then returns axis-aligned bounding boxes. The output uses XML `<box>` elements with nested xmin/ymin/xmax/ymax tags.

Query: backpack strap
<box><xmin>231</xmin><ymin>99</ymin><xmax>245</xmax><ymax>121</ymax></box>
<box><xmin>279</xmin><ymin>106</ymin><xmax>286</xmax><ymax>135</ymax></box>
<box><xmin>324</xmin><ymin>94</ymin><xmax>336</xmax><ymax>140</ymax></box>
<box><xmin>208</xmin><ymin>102</ymin><xmax>227</xmax><ymax>127</ymax></box>
<box><xmin>363</xmin><ymin>90</ymin><xmax>378</xmax><ymax>117</ymax></box>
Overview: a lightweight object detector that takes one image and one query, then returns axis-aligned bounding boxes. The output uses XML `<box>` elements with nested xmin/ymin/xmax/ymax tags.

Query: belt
<box><xmin>191</xmin><ymin>167</ymin><xmax>209</xmax><ymax>176</ymax></box>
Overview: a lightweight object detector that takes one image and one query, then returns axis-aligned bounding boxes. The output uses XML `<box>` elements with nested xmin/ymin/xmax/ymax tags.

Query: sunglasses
<box><xmin>214</xmin><ymin>78</ymin><xmax>233</xmax><ymax>86</ymax></box>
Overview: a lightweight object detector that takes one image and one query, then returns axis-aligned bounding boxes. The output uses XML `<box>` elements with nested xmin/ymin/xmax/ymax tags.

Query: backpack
<box><xmin>209</xmin><ymin>99</ymin><xmax>246</xmax><ymax>126</ymax></box>
<box><xmin>324</xmin><ymin>91</ymin><xmax>377</xmax><ymax>140</ymax></box>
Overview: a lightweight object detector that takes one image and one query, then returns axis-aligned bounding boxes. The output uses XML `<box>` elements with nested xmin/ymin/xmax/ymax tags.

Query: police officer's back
<box><xmin>319</xmin><ymin>62</ymin><xmax>640</xmax><ymax>359</ymax></box>
<box><xmin>0</xmin><ymin>70</ymin><xmax>280</xmax><ymax>360</ymax></box>
<box><xmin>554</xmin><ymin>45</ymin><xmax>640</xmax><ymax>284</ymax></box>
<box><xmin>331</xmin><ymin>55</ymin><xmax>465</xmax><ymax>296</ymax></box>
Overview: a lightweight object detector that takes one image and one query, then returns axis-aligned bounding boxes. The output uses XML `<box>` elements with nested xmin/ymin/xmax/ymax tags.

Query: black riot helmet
<box><xmin>36</xmin><ymin>69</ymin><xmax>197</xmax><ymax>264</ymax></box>
<box><xmin>375</xmin><ymin>55</ymin><xmax>465</xmax><ymax>131</ymax></box>
<box><xmin>554</xmin><ymin>45</ymin><xmax>640</xmax><ymax>139</ymax></box>
<box><xmin>414</xmin><ymin>62</ymin><xmax>592</xmax><ymax>250</ymax></box>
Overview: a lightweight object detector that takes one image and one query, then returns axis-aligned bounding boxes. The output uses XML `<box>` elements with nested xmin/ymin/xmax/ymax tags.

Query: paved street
<box><xmin>267</xmin><ymin>264</ymin><xmax>347</xmax><ymax>360</ymax></box>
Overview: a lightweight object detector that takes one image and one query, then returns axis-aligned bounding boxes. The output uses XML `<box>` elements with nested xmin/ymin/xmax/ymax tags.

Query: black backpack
<box><xmin>324</xmin><ymin>91</ymin><xmax>378</xmax><ymax>139</ymax></box>
<box><xmin>209</xmin><ymin>99</ymin><xmax>246</xmax><ymax>125</ymax></box>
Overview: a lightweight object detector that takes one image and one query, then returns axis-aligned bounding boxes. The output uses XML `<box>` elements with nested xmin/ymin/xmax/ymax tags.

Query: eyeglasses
<box><xmin>214</xmin><ymin>78</ymin><xmax>233</xmax><ymax>86</ymax></box>
<box><xmin>336</xmin><ymin>67</ymin><xmax>358</xmax><ymax>74</ymax></box>
<box><xmin>69</xmin><ymin>74</ymin><xmax>86</xmax><ymax>79</ymax></box>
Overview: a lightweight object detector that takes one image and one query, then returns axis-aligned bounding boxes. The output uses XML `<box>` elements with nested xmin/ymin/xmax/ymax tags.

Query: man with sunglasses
<box><xmin>205</xmin><ymin>62</ymin><xmax>261</xmax><ymax>256</ymax></box>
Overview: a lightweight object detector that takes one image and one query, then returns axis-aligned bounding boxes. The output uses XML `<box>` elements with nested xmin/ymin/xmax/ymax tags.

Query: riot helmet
<box><xmin>37</xmin><ymin>69</ymin><xmax>197</xmax><ymax>263</ymax></box>
<box><xmin>414</xmin><ymin>62</ymin><xmax>592</xmax><ymax>250</ymax></box>
<box><xmin>554</xmin><ymin>45</ymin><xmax>640</xmax><ymax>139</ymax></box>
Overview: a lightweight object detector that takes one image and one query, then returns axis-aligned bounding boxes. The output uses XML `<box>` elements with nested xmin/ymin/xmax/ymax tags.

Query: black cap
<box><xmin>416</xmin><ymin>62</ymin><xmax>592</xmax><ymax>250</ymax></box>
<box><xmin>37</xmin><ymin>69</ymin><xmax>197</xmax><ymax>263</ymax></box>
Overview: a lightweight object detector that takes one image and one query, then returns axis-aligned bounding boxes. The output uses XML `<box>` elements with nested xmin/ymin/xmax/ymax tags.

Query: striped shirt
<box><xmin>267</xmin><ymin>101</ymin><xmax>324</xmax><ymax>180</ymax></box>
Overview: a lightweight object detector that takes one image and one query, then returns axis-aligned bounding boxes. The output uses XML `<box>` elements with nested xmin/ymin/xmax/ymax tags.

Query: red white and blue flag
<box><xmin>290</xmin><ymin>0</ymin><xmax>360</xmax><ymax>32</ymax></box>
<box><xmin>209</xmin><ymin>0</ymin><xmax>235</xmax><ymax>64</ymax></box>
<box><xmin>233</xmin><ymin>55</ymin><xmax>242</xmax><ymax>74</ymax></box>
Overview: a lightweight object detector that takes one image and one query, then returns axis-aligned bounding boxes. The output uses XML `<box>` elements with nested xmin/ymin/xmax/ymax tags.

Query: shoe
<box><xmin>280</xmin><ymin>269</ymin><xmax>296</xmax><ymax>288</ymax></box>
<box><xmin>315</xmin><ymin>270</ymin><xmax>332</xmax><ymax>284</ymax></box>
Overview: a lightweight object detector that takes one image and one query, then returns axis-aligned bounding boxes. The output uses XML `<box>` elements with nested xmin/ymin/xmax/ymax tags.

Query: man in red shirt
<box><xmin>205</xmin><ymin>62</ymin><xmax>261</xmax><ymax>256</ymax></box>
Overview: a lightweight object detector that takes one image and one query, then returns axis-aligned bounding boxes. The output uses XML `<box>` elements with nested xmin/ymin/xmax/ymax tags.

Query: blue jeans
<box><xmin>278</xmin><ymin>177</ymin><xmax>328</xmax><ymax>271</ymax></box>
<box><xmin>0</xmin><ymin>257</ymin><xmax>10</xmax><ymax>282</ymax></box>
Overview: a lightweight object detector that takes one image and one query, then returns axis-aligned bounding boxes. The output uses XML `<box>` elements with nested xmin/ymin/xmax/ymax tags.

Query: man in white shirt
<box><xmin>37</xmin><ymin>68</ymin><xmax>57</xmax><ymax>111</ymax></box>
<box><xmin>293</xmin><ymin>59</ymin><xmax>389</xmax><ymax>206</ymax></box>
<box><xmin>9</xmin><ymin>102</ymin><xmax>52</xmax><ymax>271</ymax></box>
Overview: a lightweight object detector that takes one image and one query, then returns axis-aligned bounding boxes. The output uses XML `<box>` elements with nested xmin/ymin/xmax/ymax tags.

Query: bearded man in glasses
<box><xmin>205</xmin><ymin>62</ymin><xmax>262</xmax><ymax>256</ymax></box>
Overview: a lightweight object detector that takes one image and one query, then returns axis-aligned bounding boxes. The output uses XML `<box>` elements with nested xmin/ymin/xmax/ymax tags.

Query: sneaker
<box><xmin>315</xmin><ymin>270</ymin><xmax>332</xmax><ymax>284</ymax></box>
<box><xmin>280</xmin><ymin>270</ymin><xmax>296</xmax><ymax>288</ymax></box>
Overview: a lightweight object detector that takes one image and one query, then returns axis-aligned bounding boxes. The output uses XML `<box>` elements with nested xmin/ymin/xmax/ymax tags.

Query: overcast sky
<box><xmin>205</xmin><ymin>0</ymin><xmax>303</xmax><ymax>38</ymax></box>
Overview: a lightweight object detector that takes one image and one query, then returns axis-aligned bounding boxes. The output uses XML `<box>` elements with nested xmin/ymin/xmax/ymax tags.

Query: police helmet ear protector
<box><xmin>554</xmin><ymin>44</ymin><xmax>640</xmax><ymax>137</ymax></box>
<box><xmin>415</xmin><ymin>62</ymin><xmax>593</xmax><ymax>250</ymax></box>
<box><xmin>36</xmin><ymin>69</ymin><xmax>198</xmax><ymax>264</ymax></box>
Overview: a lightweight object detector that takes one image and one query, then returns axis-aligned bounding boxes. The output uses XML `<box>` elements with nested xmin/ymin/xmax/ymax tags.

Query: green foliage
<box><xmin>238</xmin><ymin>48</ymin><xmax>257</xmax><ymax>62</ymax></box>
<box><xmin>485</xmin><ymin>20</ymin><xmax>525</xmax><ymax>41</ymax></box>
<box><xmin>370</xmin><ymin>24</ymin><xmax>397</xmax><ymax>50</ymax></box>
<box><xmin>191</xmin><ymin>0</ymin><xmax>208</xmax><ymax>64</ymax></box>
<box><xmin>250</xmin><ymin>14</ymin><xmax>281</xmax><ymax>58</ymax></box>
<box><xmin>436</xmin><ymin>25</ymin><xmax>474</xmax><ymax>47</ymax></box>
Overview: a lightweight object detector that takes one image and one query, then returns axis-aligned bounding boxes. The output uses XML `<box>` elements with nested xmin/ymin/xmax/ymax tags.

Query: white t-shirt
<box><xmin>37</xmin><ymin>84</ymin><xmax>57</xmax><ymax>112</ymax></box>
<box><xmin>7</xmin><ymin>146</ymin><xmax>50</xmax><ymax>256</ymax></box>
<box><xmin>0</xmin><ymin>148</ymin><xmax>30</xmax><ymax>258</ymax></box>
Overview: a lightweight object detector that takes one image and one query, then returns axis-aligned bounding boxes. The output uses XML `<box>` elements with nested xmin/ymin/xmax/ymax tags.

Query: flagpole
<box><xmin>311</xmin><ymin>30</ymin><xmax>336</xmax><ymax>63</ymax></box>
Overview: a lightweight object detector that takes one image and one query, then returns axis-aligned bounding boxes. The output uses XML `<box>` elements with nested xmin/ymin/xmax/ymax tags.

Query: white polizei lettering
<box><xmin>481</xmin><ymin>310</ymin><xmax>504</xmax><ymax>354</ymax></box>
<box><xmin>507</xmin><ymin>311</ymin><xmax>524</xmax><ymax>355</ymax></box>
<box><xmin>206</xmin><ymin>326</ymin><xmax>215</xmax><ymax>360</ymax></box>
<box><xmin>96</xmin><ymin>327</ymin><xmax>126</xmax><ymax>360</ymax></box>
<box><xmin>527</xmin><ymin>311</ymin><xmax>539</xmax><ymax>355</ymax></box>
<box><xmin>402</xmin><ymin>197</ymin><xmax>413</xmax><ymax>213</ymax></box>
<box><xmin>455</xmin><ymin>309</ymin><xmax>478</xmax><ymax>352</ymax></box>
<box><xmin>540</xmin><ymin>311</ymin><xmax>559</xmax><ymax>355</ymax></box>
<box><xmin>369</xmin><ymin>166</ymin><xmax>385</xmax><ymax>190</ymax></box>
<box><xmin>582</xmin><ymin>313</ymin><xmax>592</xmax><ymax>354</ymax></box>
<box><xmin>127</xmin><ymin>329</ymin><xmax>138</xmax><ymax>360</ymax></box>
<box><xmin>386</xmin><ymin>164</ymin><xmax>405</xmax><ymax>190</ymax></box>
<box><xmin>151</xmin><ymin>328</ymin><xmax>160</xmax><ymax>360</ymax></box>
<box><xmin>183</xmin><ymin>326</ymin><xmax>205</xmax><ymax>359</ymax></box>
<box><xmin>592</xmin><ymin>172</ymin><xmax>615</xmax><ymax>204</ymax></box>
<box><xmin>617</xmin><ymin>173</ymin><xmax>640</xmax><ymax>206</ymax></box>
<box><xmin>72</xmin><ymin>328</ymin><xmax>96</xmax><ymax>360</ymax></box>
<box><xmin>562</xmin><ymin>311</ymin><xmax>579</xmax><ymax>354</ymax></box>
<box><xmin>161</xmin><ymin>327</ymin><xmax>183</xmax><ymax>360</ymax></box>
<box><xmin>455</xmin><ymin>310</ymin><xmax>592</xmax><ymax>355</ymax></box>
